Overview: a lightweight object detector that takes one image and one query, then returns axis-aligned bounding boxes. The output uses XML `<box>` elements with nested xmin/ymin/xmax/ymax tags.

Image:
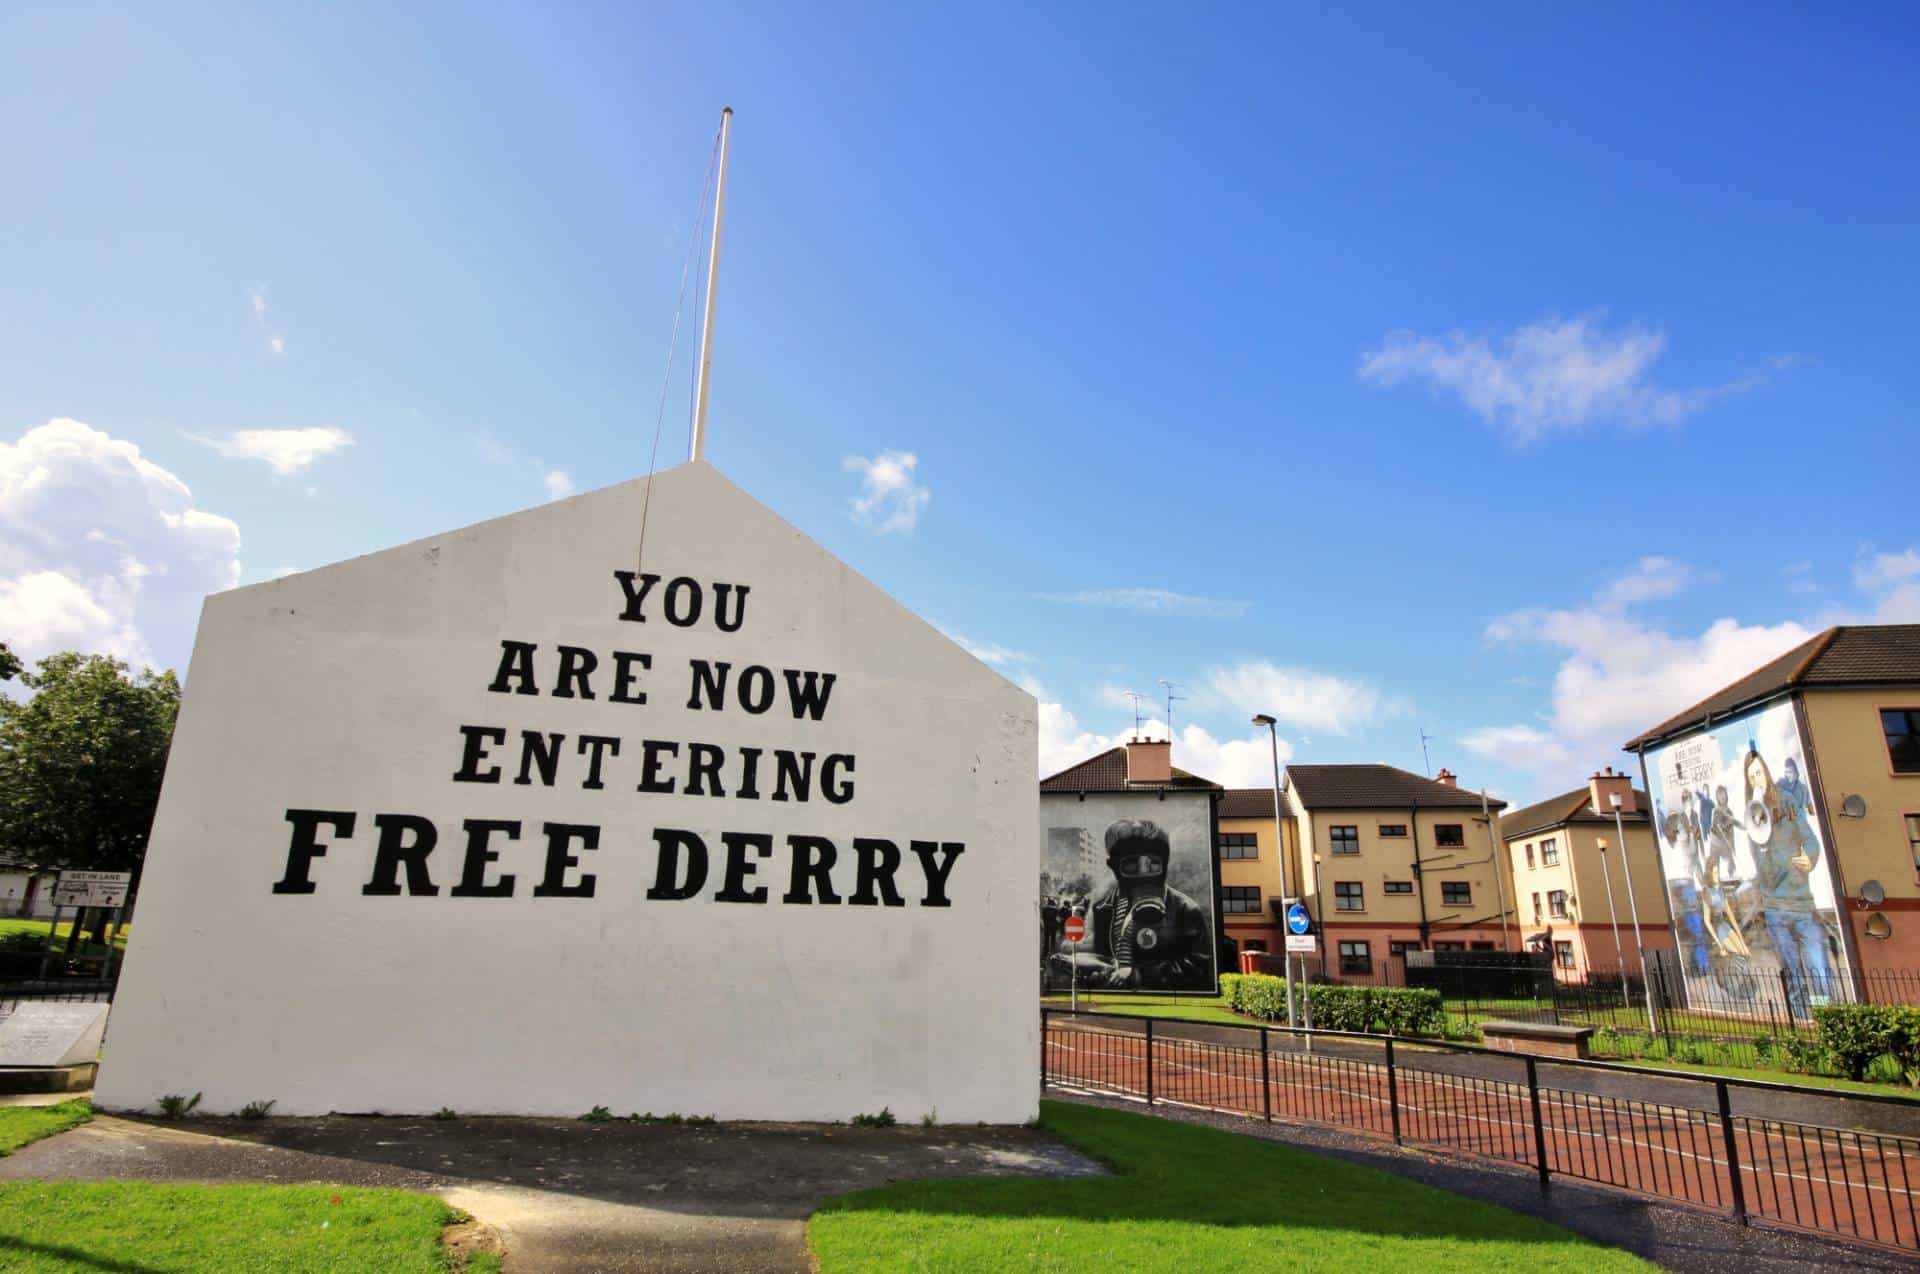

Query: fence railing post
<box><xmin>1260</xmin><ymin>1025</ymin><xmax>1272</xmax><ymax>1123</ymax></box>
<box><xmin>1145</xmin><ymin>1018</ymin><xmax>1155</xmax><ymax>1106</ymax></box>
<box><xmin>1385</xmin><ymin>1036</ymin><xmax>1402</xmax><ymax>1144</ymax></box>
<box><xmin>1714</xmin><ymin>1079</ymin><xmax>1749</xmax><ymax>1225</ymax></box>
<box><xmin>1040</xmin><ymin>1009</ymin><xmax>1049</xmax><ymax>1091</ymax></box>
<box><xmin>1524</xmin><ymin>1056</ymin><xmax>1549</xmax><ymax>1193</ymax></box>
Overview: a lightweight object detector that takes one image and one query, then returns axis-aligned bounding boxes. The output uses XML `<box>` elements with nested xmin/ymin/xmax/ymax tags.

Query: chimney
<box><xmin>1589</xmin><ymin>766</ymin><xmax>1638</xmax><ymax>815</ymax></box>
<box><xmin>1434</xmin><ymin>768</ymin><xmax>1457</xmax><ymax>788</ymax></box>
<box><xmin>1125</xmin><ymin>737</ymin><xmax>1172</xmax><ymax>785</ymax></box>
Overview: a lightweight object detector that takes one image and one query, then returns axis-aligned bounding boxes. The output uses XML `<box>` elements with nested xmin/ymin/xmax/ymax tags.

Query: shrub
<box><xmin>237</xmin><ymin>1099</ymin><xmax>275</xmax><ymax>1120</ymax></box>
<box><xmin>1221</xmin><ymin>973</ymin><xmax>1442</xmax><ymax>1035</ymax></box>
<box><xmin>1813</xmin><ymin>1005</ymin><xmax>1900</xmax><ymax>1081</ymax></box>
<box><xmin>580</xmin><ymin>1105</ymin><xmax>614</xmax><ymax>1123</ymax></box>
<box><xmin>851</xmin><ymin>1108</ymin><xmax>897</xmax><ymax>1128</ymax></box>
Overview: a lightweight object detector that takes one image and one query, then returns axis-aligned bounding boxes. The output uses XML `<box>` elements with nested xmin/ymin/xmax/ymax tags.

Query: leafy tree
<box><xmin>0</xmin><ymin>642</ymin><xmax>19</xmax><ymax>682</ymax></box>
<box><xmin>0</xmin><ymin>653</ymin><xmax>180</xmax><ymax>944</ymax></box>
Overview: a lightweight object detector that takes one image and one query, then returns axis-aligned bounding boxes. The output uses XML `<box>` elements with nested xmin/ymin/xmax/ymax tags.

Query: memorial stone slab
<box><xmin>0</xmin><ymin>1002</ymin><xmax>108</xmax><ymax>1069</ymax></box>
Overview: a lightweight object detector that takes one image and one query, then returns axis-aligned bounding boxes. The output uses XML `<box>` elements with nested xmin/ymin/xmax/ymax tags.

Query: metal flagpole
<box><xmin>1595</xmin><ymin>834</ymin><xmax>1629</xmax><ymax>1005</ymax></box>
<box><xmin>689</xmin><ymin>107</ymin><xmax>733</xmax><ymax>463</ymax></box>
<box><xmin>1611</xmin><ymin>796</ymin><xmax>1659</xmax><ymax>1035</ymax></box>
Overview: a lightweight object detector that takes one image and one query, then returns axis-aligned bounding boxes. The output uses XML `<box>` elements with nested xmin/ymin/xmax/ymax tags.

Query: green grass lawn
<box><xmin>0</xmin><ymin>1100</ymin><xmax>92</xmax><ymax>1156</ymax></box>
<box><xmin>0</xmin><ymin>1102</ymin><xmax>496</xmax><ymax>1271</ymax></box>
<box><xmin>1041</xmin><ymin>994</ymin><xmax>1245</xmax><ymax>1025</ymax></box>
<box><xmin>0</xmin><ymin>918</ymin><xmax>128</xmax><ymax>958</ymax></box>
<box><xmin>808</xmin><ymin>1100</ymin><xmax>1653</xmax><ymax>1273</ymax></box>
<box><xmin>0</xmin><ymin>1182</ymin><xmax>495</xmax><ymax>1272</ymax></box>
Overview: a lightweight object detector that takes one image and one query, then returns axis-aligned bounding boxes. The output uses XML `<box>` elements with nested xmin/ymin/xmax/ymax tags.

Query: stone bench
<box><xmin>1478</xmin><ymin>1020</ymin><xmax>1596</xmax><ymax>1061</ymax></box>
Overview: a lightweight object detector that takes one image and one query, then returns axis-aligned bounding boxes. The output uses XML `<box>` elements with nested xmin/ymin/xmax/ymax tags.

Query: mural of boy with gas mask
<box><xmin>1078</xmin><ymin>819</ymin><xmax>1212</xmax><ymax>990</ymax></box>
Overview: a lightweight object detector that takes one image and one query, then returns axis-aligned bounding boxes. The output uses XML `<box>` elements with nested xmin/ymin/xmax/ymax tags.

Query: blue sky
<box><xmin>3</xmin><ymin>2</ymin><xmax>1917</xmax><ymax>802</ymax></box>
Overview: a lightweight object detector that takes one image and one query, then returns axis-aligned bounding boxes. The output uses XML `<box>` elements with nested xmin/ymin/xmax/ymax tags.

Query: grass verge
<box><xmin>808</xmin><ymin>1099</ymin><xmax>1652</xmax><ymax>1273</ymax></box>
<box><xmin>0</xmin><ymin>1181</ymin><xmax>496</xmax><ymax>1272</ymax></box>
<box><xmin>0</xmin><ymin>1100</ymin><xmax>93</xmax><ymax>1156</ymax></box>
<box><xmin>0</xmin><ymin>919</ymin><xmax>128</xmax><ymax>956</ymax></box>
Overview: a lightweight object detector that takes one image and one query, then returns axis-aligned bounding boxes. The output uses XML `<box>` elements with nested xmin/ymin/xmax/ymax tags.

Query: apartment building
<box><xmin>1500</xmin><ymin>769</ymin><xmax>1673</xmax><ymax>979</ymax></box>
<box><xmin>1283</xmin><ymin>764</ymin><xmax>1512</xmax><ymax>982</ymax></box>
<box><xmin>1625</xmin><ymin>624</ymin><xmax>1920</xmax><ymax>995</ymax></box>
<box><xmin>1214</xmin><ymin>787</ymin><xmax>1303</xmax><ymax>955</ymax></box>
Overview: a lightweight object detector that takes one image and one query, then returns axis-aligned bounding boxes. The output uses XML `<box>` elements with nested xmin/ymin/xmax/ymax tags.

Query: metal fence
<box><xmin>1042</xmin><ymin>1008</ymin><xmax>1920</xmax><ymax>1253</ymax></box>
<box><xmin>0</xmin><ymin>974</ymin><xmax>118</xmax><ymax>1016</ymax></box>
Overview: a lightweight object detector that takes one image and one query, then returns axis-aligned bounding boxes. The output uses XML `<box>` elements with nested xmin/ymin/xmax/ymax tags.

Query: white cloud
<box><xmin>1360</xmin><ymin>315</ymin><xmax>1770</xmax><ymax>443</ymax></box>
<box><xmin>192</xmin><ymin>426</ymin><xmax>353</xmax><ymax>475</ymax></box>
<box><xmin>1198</xmin><ymin>659</ymin><xmax>1395</xmax><ymax>735</ymax></box>
<box><xmin>843</xmin><ymin>450</ymin><xmax>929</xmax><ymax>534</ymax></box>
<box><xmin>1596</xmin><ymin>556</ymin><xmax>1692</xmax><ymax>608</ymax></box>
<box><xmin>0</xmin><ymin>418</ymin><xmax>241</xmax><ymax>671</ymax></box>
<box><xmin>1855</xmin><ymin>549</ymin><xmax>1920</xmax><ymax>621</ymax></box>
<box><xmin>248</xmin><ymin>288</ymin><xmax>268</xmax><ymax>320</ymax></box>
<box><xmin>1036</xmin><ymin>698</ymin><xmax>1288</xmax><ymax>787</ymax></box>
<box><xmin>1459</xmin><ymin>724</ymin><xmax>1579</xmax><ymax>778</ymax></box>
<box><xmin>543</xmin><ymin>469</ymin><xmax>576</xmax><ymax>500</ymax></box>
<box><xmin>1041</xmin><ymin>588</ymin><xmax>1249</xmax><ymax>620</ymax></box>
<box><xmin>269</xmin><ymin>336</ymin><xmax>287</xmax><ymax>356</ymax></box>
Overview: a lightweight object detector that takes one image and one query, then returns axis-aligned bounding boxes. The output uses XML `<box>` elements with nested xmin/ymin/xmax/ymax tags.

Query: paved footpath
<box><xmin>0</xmin><ymin>1112</ymin><xmax>1102</xmax><ymax>1273</ymax></box>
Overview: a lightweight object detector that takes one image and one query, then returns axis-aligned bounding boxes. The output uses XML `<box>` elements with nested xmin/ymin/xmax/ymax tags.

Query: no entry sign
<box><xmin>1064</xmin><ymin>915</ymin><xmax>1086</xmax><ymax>944</ymax></box>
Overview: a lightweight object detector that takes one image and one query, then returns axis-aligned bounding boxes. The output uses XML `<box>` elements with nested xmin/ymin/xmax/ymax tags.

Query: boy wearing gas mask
<box><xmin>1067</xmin><ymin>819</ymin><xmax>1212</xmax><ymax>990</ymax></box>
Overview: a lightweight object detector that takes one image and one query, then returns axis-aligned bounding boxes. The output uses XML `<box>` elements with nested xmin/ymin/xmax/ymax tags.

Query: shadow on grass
<box><xmin>809</xmin><ymin>1100</ymin><xmax>1651</xmax><ymax>1271</ymax></box>
<box><xmin>0</xmin><ymin>1234</ymin><xmax>163</xmax><ymax>1273</ymax></box>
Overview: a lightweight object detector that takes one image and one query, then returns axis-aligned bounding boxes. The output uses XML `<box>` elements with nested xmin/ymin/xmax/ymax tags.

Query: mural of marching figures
<box><xmin>1040</xmin><ymin>794</ymin><xmax>1219</xmax><ymax>994</ymax></box>
<box><xmin>1643</xmin><ymin>698</ymin><xmax>1848</xmax><ymax>1020</ymax></box>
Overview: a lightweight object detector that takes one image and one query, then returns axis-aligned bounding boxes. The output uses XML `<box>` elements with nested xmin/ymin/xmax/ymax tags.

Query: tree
<box><xmin>0</xmin><ymin>652</ymin><xmax>180</xmax><ymax>944</ymax></box>
<box><xmin>0</xmin><ymin>642</ymin><xmax>19</xmax><ymax>682</ymax></box>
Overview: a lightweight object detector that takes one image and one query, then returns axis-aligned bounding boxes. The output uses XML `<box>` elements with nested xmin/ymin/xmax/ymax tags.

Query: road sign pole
<box><xmin>1070</xmin><ymin>938</ymin><xmax>1078</xmax><ymax>1013</ymax></box>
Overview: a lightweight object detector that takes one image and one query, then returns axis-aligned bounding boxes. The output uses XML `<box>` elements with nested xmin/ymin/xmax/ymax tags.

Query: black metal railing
<box><xmin>1041</xmin><ymin>1007</ymin><xmax>1920</xmax><ymax>1253</ymax></box>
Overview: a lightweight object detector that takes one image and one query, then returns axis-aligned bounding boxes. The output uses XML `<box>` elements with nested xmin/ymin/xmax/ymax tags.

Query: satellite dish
<box><xmin>1866</xmin><ymin>912</ymin><xmax>1893</xmax><ymax>940</ymax></box>
<box><xmin>1862</xmin><ymin>879</ymin><xmax>1887</xmax><ymax>906</ymax></box>
<box><xmin>1841</xmin><ymin>794</ymin><xmax>1868</xmax><ymax>819</ymax></box>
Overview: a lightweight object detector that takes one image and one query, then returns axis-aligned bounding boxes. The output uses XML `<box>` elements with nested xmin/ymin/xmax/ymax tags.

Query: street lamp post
<box><xmin>1253</xmin><ymin>713</ymin><xmax>1298</xmax><ymax>1030</ymax></box>
<box><xmin>1594</xmin><ymin>835</ymin><xmax>1629</xmax><ymax>1006</ymax></box>
<box><xmin>1608</xmin><ymin>793</ymin><xmax>1659</xmax><ymax>1036</ymax></box>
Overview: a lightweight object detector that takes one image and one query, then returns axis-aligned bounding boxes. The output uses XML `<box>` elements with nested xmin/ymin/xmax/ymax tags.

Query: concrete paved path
<box><xmin>0</xmin><ymin>1113</ymin><xmax>1103</xmax><ymax>1272</ymax></box>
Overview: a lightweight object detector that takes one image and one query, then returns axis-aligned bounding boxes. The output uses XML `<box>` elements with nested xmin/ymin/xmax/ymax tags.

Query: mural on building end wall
<box><xmin>1041</xmin><ymin>794</ymin><xmax>1218</xmax><ymax>993</ymax></box>
<box><xmin>1643</xmin><ymin>698</ymin><xmax>1847</xmax><ymax>1019</ymax></box>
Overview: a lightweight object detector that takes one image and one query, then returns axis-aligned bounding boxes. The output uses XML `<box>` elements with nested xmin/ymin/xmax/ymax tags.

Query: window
<box><xmin>1910</xmin><ymin>814</ymin><xmax>1920</xmax><ymax>878</ymax></box>
<box><xmin>1554</xmin><ymin>941</ymin><xmax>1575</xmax><ymax>969</ymax></box>
<box><xmin>1378</xmin><ymin>823</ymin><xmax>1408</xmax><ymax>838</ymax></box>
<box><xmin>1383</xmin><ymin>880</ymin><xmax>1413</xmax><ymax>895</ymax></box>
<box><xmin>1242</xmin><ymin>939</ymin><xmax>1268</xmax><ymax>953</ymax></box>
<box><xmin>1548</xmin><ymin>889</ymin><xmax>1568</xmax><ymax>918</ymax></box>
<box><xmin>1540</xmin><ymin>837</ymin><xmax>1560</xmax><ymax>866</ymax></box>
<box><xmin>1440</xmin><ymin>881</ymin><xmax>1471</xmax><ymax>906</ymax></box>
<box><xmin>1217</xmin><ymin>832</ymin><xmax>1258</xmax><ymax>860</ymax></box>
<box><xmin>1525</xmin><ymin>844</ymin><xmax>1535</xmax><ymax>870</ymax></box>
<box><xmin>1221</xmin><ymin>886</ymin><xmax>1262</xmax><ymax>914</ymax></box>
<box><xmin>1330</xmin><ymin>825</ymin><xmax>1360</xmax><ymax>855</ymax></box>
<box><xmin>1334</xmin><ymin>881</ymin><xmax>1365</xmax><ymax>911</ymax></box>
<box><xmin>1389</xmin><ymin>940</ymin><xmax>1419</xmax><ymax>957</ymax></box>
<box><xmin>1338</xmin><ymin>940</ymin><xmax>1372</xmax><ymax>974</ymax></box>
<box><xmin>1885</xmin><ymin>709</ymin><xmax>1920</xmax><ymax>774</ymax></box>
<box><xmin>1470</xmin><ymin>941</ymin><xmax>1495</xmax><ymax>951</ymax></box>
<box><xmin>1434</xmin><ymin>823</ymin><xmax>1465</xmax><ymax>847</ymax></box>
<box><xmin>1434</xmin><ymin>941</ymin><xmax>1466</xmax><ymax>952</ymax></box>
<box><xmin>1531</xmin><ymin>891</ymin><xmax>1542</xmax><ymax>922</ymax></box>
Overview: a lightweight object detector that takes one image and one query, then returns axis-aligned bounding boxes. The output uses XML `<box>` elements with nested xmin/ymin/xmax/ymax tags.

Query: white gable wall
<box><xmin>96</xmin><ymin>462</ymin><xmax>1038</xmax><ymax>1122</ymax></box>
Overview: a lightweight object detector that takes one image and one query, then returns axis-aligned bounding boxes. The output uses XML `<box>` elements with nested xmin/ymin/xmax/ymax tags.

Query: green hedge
<box><xmin>1220</xmin><ymin>972</ymin><xmax>1443</xmax><ymax>1036</ymax></box>
<box><xmin>1810</xmin><ymin>1004</ymin><xmax>1920</xmax><ymax>1082</ymax></box>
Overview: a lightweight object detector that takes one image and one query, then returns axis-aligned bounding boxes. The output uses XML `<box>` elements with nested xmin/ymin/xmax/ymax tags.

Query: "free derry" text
<box><xmin>266</xmin><ymin>570</ymin><xmax>966</xmax><ymax>908</ymax></box>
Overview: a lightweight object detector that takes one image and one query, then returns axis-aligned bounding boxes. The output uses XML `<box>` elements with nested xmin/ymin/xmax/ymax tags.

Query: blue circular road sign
<box><xmin>1284</xmin><ymin>902</ymin><xmax>1311</xmax><ymax>935</ymax></box>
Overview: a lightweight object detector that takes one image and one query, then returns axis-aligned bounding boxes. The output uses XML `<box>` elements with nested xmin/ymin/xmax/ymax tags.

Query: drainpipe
<box><xmin>1410</xmin><ymin>801</ymin><xmax>1430</xmax><ymax>947</ymax></box>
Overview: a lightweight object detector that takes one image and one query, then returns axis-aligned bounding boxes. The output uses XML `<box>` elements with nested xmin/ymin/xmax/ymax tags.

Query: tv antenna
<box><xmin>1122</xmin><ymin>690</ymin><xmax>1149</xmax><ymax>737</ymax></box>
<box><xmin>1419</xmin><ymin>727</ymin><xmax>1436</xmax><ymax>777</ymax></box>
<box><xmin>1158</xmin><ymin>679</ymin><xmax>1186</xmax><ymax>746</ymax></box>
